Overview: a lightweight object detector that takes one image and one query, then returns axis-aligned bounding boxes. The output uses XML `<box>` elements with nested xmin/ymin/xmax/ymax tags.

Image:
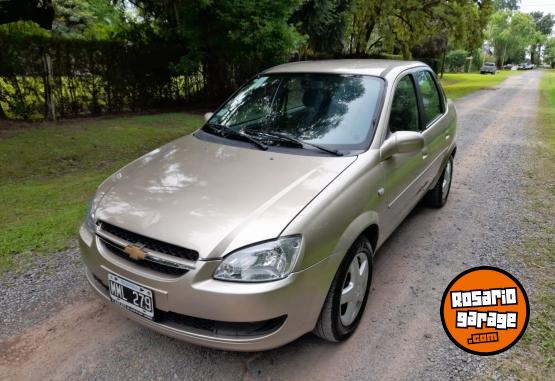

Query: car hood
<box><xmin>95</xmin><ymin>134</ymin><xmax>356</xmax><ymax>259</ymax></box>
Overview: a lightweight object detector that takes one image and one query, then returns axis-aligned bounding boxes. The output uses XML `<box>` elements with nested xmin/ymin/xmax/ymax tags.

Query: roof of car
<box><xmin>263</xmin><ymin>59</ymin><xmax>426</xmax><ymax>77</ymax></box>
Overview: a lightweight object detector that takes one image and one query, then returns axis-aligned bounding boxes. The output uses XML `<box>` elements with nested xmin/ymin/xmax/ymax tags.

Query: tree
<box><xmin>530</xmin><ymin>11</ymin><xmax>555</xmax><ymax>35</ymax></box>
<box><xmin>346</xmin><ymin>0</ymin><xmax>393</xmax><ymax>55</ymax></box>
<box><xmin>291</xmin><ymin>0</ymin><xmax>353</xmax><ymax>57</ymax></box>
<box><xmin>123</xmin><ymin>0</ymin><xmax>303</xmax><ymax>100</ymax></box>
<box><xmin>345</xmin><ymin>1</ymin><xmax>493</xmax><ymax>60</ymax></box>
<box><xmin>488</xmin><ymin>11</ymin><xmax>537</xmax><ymax>66</ymax></box>
<box><xmin>494</xmin><ymin>0</ymin><xmax>520</xmax><ymax>10</ymax></box>
<box><xmin>52</xmin><ymin>0</ymin><xmax>128</xmax><ymax>39</ymax></box>
<box><xmin>529</xmin><ymin>11</ymin><xmax>554</xmax><ymax>65</ymax></box>
<box><xmin>0</xmin><ymin>0</ymin><xmax>54</xmax><ymax>29</ymax></box>
<box><xmin>545</xmin><ymin>38</ymin><xmax>555</xmax><ymax>68</ymax></box>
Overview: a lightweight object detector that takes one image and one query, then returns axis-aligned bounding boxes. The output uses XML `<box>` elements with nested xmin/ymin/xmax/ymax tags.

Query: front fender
<box><xmin>331</xmin><ymin>210</ymin><xmax>379</xmax><ymax>259</ymax></box>
<box><xmin>282</xmin><ymin>151</ymin><xmax>384</xmax><ymax>271</ymax></box>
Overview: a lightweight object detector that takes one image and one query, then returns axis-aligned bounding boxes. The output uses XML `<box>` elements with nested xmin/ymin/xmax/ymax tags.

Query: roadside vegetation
<box><xmin>485</xmin><ymin>70</ymin><xmax>555</xmax><ymax>380</ymax></box>
<box><xmin>0</xmin><ymin>113</ymin><xmax>203</xmax><ymax>271</ymax></box>
<box><xmin>0</xmin><ymin>67</ymin><xmax>533</xmax><ymax>273</ymax></box>
<box><xmin>440</xmin><ymin>70</ymin><xmax>518</xmax><ymax>100</ymax></box>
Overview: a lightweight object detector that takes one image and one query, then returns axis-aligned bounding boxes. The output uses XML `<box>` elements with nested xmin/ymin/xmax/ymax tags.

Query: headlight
<box><xmin>84</xmin><ymin>193</ymin><xmax>102</xmax><ymax>233</ymax></box>
<box><xmin>213</xmin><ymin>236</ymin><xmax>302</xmax><ymax>282</ymax></box>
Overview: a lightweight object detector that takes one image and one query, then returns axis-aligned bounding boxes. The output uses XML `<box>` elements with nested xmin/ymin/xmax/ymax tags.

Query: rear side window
<box><xmin>416</xmin><ymin>70</ymin><xmax>442</xmax><ymax>125</ymax></box>
<box><xmin>389</xmin><ymin>75</ymin><xmax>420</xmax><ymax>133</ymax></box>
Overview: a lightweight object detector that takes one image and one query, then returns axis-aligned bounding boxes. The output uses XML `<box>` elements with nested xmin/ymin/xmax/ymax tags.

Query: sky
<box><xmin>520</xmin><ymin>0</ymin><xmax>555</xmax><ymax>15</ymax></box>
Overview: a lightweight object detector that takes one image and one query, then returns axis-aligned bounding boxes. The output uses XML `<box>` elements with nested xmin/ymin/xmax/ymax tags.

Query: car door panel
<box><xmin>416</xmin><ymin>70</ymin><xmax>451</xmax><ymax>185</ymax></box>
<box><xmin>379</xmin><ymin>73</ymin><xmax>428</xmax><ymax>238</ymax></box>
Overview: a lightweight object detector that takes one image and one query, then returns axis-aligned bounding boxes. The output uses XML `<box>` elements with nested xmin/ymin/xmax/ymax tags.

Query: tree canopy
<box><xmin>51</xmin><ymin>0</ymin><xmax>128</xmax><ymax>39</ymax></box>
<box><xmin>1</xmin><ymin>0</ymin><xmax>554</xmax><ymax>120</ymax></box>
<box><xmin>345</xmin><ymin>0</ymin><xmax>493</xmax><ymax>59</ymax></box>
<box><xmin>488</xmin><ymin>10</ymin><xmax>537</xmax><ymax>66</ymax></box>
<box><xmin>529</xmin><ymin>11</ymin><xmax>555</xmax><ymax>64</ymax></box>
<box><xmin>493</xmin><ymin>0</ymin><xmax>520</xmax><ymax>10</ymax></box>
<box><xmin>0</xmin><ymin>0</ymin><xmax>54</xmax><ymax>29</ymax></box>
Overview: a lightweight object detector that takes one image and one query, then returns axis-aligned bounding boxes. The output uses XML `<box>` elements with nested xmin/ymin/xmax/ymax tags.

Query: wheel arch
<box><xmin>331</xmin><ymin>211</ymin><xmax>380</xmax><ymax>262</ymax></box>
<box><xmin>429</xmin><ymin>143</ymin><xmax>457</xmax><ymax>190</ymax></box>
<box><xmin>361</xmin><ymin>224</ymin><xmax>379</xmax><ymax>253</ymax></box>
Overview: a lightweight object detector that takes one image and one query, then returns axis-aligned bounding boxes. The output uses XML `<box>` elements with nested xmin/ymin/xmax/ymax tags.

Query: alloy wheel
<box><xmin>340</xmin><ymin>252</ymin><xmax>369</xmax><ymax>326</ymax></box>
<box><xmin>442</xmin><ymin>159</ymin><xmax>453</xmax><ymax>203</ymax></box>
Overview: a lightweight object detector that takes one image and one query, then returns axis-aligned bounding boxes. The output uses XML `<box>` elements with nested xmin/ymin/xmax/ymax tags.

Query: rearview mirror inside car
<box><xmin>203</xmin><ymin>112</ymin><xmax>214</xmax><ymax>122</ymax></box>
<box><xmin>380</xmin><ymin>131</ymin><xmax>424</xmax><ymax>161</ymax></box>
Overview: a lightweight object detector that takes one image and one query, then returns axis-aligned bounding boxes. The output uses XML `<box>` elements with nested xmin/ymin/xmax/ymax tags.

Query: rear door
<box><xmin>414</xmin><ymin>69</ymin><xmax>451</xmax><ymax>186</ymax></box>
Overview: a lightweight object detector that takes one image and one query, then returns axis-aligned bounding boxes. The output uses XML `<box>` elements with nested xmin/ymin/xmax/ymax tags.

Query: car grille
<box><xmin>100</xmin><ymin>221</ymin><xmax>199</xmax><ymax>261</ymax></box>
<box><xmin>98</xmin><ymin>237</ymin><xmax>188</xmax><ymax>276</ymax></box>
<box><xmin>96</xmin><ymin>221</ymin><xmax>198</xmax><ymax>276</ymax></box>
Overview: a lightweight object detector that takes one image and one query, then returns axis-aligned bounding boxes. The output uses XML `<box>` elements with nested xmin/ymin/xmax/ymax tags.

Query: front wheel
<box><xmin>425</xmin><ymin>155</ymin><xmax>453</xmax><ymax>208</ymax></box>
<box><xmin>313</xmin><ymin>236</ymin><xmax>372</xmax><ymax>342</ymax></box>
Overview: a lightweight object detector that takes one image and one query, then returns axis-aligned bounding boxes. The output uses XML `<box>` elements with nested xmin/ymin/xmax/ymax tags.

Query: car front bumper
<box><xmin>79</xmin><ymin>225</ymin><xmax>337</xmax><ymax>351</ymax></box>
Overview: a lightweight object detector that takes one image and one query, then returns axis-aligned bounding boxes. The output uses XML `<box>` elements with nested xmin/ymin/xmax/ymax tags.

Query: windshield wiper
<box><xmin>204</xmin><ymin>123</ymin><xmax>268</xmax><ymax>151</ymax></box>
<box><xmin>260</xmin><ymin>131</ymin><xmax>344</xmax><ymax>157</ymax></box>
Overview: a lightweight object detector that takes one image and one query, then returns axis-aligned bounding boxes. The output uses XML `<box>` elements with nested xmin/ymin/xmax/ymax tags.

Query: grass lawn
<box><xmin>0</xmin><ymin>113</ymin><xmax>203</xmax><ymax>271</ymax></box>
<box><xmin>489</xmin><ymin>70</ymin><xmax>555</xmax><ymax>379</ymax></box>
<box><xmin>440</xmin><ymin>70</ymin><xmax>519</xmax><ymax>100</ymax></box>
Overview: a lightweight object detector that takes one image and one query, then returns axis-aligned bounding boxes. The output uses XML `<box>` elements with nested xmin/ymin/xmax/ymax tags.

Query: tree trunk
<box><xmin>361</xmin><ymin>21</ymin><xmax>376</xmax><ymax>55</ymax></box>
<box><xmin>501</xmin><ymin>41</ymin><xmax>508</xmax><ymax>68</ymax></box>
<box><xmin>42</xmin><ymin>52</ymin><xmax>56</xmax><ymax>121</ymax></box>
<box><xmin>349</xmin><ymin>14</ymin><xmax>355</xmax><ymax>55</ymax></box>
<box><xmin>440</xmin><ymin>44</ymin><xmax>447</xmax><ymax>79</ymax></box>
<box><xmin>401</xmin><ymin>43</ymin><xmax>412</xmax><ymax>60</ymax></box>
<box><xmin>0</xmin><ymin>102</ymin><xmax>6</xmax><ymax>120</ymax></box>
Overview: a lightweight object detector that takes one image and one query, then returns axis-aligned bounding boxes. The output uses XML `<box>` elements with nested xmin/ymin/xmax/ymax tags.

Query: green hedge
<box><xmin>0</xmin><ymin>33</ymin><xmax>204</xmax><ymax>120</ymax></box>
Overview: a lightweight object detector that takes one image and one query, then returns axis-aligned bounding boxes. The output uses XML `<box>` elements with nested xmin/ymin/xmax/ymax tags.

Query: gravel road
<box><xmin>0</xmin><ymin>70</ymin><xmax>543</xmax><ymax>381</ymax></box>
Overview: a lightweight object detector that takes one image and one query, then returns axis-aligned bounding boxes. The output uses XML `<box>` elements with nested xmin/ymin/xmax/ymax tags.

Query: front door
<box><xmin>380</xmin><ymin>73</ymin><xmax>428</xmax><ymax>238</ymax></box>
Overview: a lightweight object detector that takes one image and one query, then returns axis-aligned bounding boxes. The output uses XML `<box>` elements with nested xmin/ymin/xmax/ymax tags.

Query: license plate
<box><xmin>108</xmin><ymin>273</ymin><xmax>154</xmax><ymax>319</ymax></box>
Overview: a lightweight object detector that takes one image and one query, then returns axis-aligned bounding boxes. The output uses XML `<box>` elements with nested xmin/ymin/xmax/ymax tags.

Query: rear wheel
<box><xmin>313</xmin><ymin>236</ymin><xmax>372</xmax><ymax>342</ymax></box>
<box><xmin>425</xmin><ymin>155</ymin><xmax>453</xmax><ymax>208</ymax></box>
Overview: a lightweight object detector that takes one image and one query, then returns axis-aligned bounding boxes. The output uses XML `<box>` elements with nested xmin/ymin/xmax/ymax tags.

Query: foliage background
<box><xmin>1</xmin><ymin>0</ymin><xmax>554</xmax><ymax>121</ymax></box>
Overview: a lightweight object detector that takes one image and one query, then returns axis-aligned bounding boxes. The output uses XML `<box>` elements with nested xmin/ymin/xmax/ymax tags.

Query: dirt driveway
<box><xmin>0</xmin><ymin>71</ymin><xmax>543</xmax><ymax>381</ymax></box>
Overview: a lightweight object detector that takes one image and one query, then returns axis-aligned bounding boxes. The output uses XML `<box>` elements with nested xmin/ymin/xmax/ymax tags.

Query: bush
<box><xmin>469</xmin><ymin>49</ymin><xmax>484</xmax><ymax>72</ymax></box>
<box><xmin>445</xmin><ymin>50</ymin><xmax>469</xmax><ymax>72</ymax></box>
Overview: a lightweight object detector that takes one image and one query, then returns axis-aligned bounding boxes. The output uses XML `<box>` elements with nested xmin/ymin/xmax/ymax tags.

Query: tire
<box><xmin>313</xmin><ymin>236</ymin><xmax>373</xmax><ymax>342</ymax></box>
<box><xmin>425</xmin><ymin>155</ymin><xmax>453</xmax><ymax>208</ymax></box>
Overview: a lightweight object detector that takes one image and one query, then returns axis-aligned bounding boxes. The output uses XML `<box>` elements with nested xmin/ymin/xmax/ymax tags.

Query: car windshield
<box><xmin>203</xmin><ymin>74</ymin><xmax>384</xmax><ymax>153</ymax></box>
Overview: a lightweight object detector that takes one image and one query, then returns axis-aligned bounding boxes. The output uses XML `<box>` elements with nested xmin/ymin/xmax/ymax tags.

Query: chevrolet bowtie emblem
<box><xmin>124</xmin><ymin>245</ymin><xmax>147</xmax><ymax>260</ymax></box>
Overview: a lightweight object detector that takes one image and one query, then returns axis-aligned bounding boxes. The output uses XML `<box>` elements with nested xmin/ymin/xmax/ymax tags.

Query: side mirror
<box><xmin>203</xmin><ymin>112</ymin><xmax>214</xmax><ymax>122</ymax></box>
<box><xmin>380</xmin><ymin>131</ymin><xmax>424</xmax><ymax>161</ymax></box>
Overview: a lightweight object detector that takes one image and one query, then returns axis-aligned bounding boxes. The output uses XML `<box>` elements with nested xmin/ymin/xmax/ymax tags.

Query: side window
<box><xmin>389</xmin><ymin>75</ymin><xmax>420</xmax><ymax>133</ymax></box>
<box><xmin>416</xmin><ymin>70</ymin><xmax>442</xmax><ymax>125</ymax></box>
